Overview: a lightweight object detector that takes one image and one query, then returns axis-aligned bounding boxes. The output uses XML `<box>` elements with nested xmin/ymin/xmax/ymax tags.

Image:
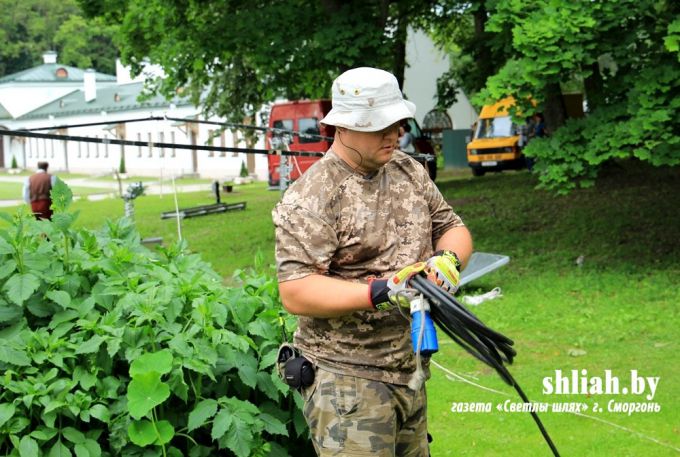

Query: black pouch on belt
<box><xmin>276</xmin><ymin>343</ymin><xmax>315</xmax><ymax>389</ymax></box>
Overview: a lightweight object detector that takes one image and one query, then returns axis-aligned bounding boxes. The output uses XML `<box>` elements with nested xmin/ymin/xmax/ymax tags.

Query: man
<box><xmin>398</xmin><ymin>123</ymin><xmax>415</xmax><ymax>153</ymax></box>
<box><xmin>23</xmin><ymin>161</ymin><xmax>57</xmax><ymax>220</ymax></box>
<box><xmin>272</xmin><ymin>67</ymin><xmax>473</xmax><ymax>456</ymax></box>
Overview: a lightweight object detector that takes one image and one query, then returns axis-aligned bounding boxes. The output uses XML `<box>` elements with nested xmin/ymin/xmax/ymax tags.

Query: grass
<box><xmin>1</xmin><ymin>161</ymin><xmax>678</xmax><ymax>455</ymax></box>
<box><xmin>0</xmin><ymin>182</ymin><xmax>115</xmax><ymax>200</ymax></box>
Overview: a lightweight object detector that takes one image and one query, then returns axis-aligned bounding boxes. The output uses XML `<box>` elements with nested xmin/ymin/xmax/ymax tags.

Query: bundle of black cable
<box><xmin>409</xmin><ymin>274</ymin><xmax>560</xmax><ymax>457</ymax></box>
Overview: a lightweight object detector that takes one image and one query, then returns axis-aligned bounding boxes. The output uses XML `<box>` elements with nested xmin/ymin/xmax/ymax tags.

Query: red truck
<box><xmin>266</xmin><ymin>99</ymin><xmax>436</xmax><ymax>187</ymax></box>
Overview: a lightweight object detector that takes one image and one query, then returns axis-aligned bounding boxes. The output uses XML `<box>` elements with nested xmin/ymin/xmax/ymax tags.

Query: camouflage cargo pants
<box><xmin>301</xmin><ymin>366</ymin><xmax>429</xmax><ymax>456</ymax></box>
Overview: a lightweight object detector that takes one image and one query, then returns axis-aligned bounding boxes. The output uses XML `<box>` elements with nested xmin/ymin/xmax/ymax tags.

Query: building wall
<box><xmin>5</xmin><ymin>107</ymin><xmax>268</xmax><ymax>181</ymax></box>
<box><xmin>403</xmin><ymin>28</ymin><xmax>478</xmax><ymax>131</ymax></box>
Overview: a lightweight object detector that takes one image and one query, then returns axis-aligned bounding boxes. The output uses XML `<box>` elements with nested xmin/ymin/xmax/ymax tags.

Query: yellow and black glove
<box><xmin>369</xmin><ymin>250</ymin><xmax>461</xmax><ymax>311</ymax></box>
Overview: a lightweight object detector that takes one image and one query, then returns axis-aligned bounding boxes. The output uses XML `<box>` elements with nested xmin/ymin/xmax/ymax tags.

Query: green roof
<box><xmin>0</xmin><ymin>102</ymin><xmax>10</xmax><ymax>119</ymax></box>
<box><xmin>0</xmin><ymin>64</ymin><xmax>116</xmax><ymax>84</ymax></box>
<box><xmin>19</xmin><ymin>82</ymin><xmax>193</xmax><ymax>120</ymax></box>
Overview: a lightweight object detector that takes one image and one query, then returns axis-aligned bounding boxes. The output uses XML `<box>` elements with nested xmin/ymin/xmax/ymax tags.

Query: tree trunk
<box><xmin>472</xmin><ymin>1</ymin><xmax>495</xmax><ymax>88</ymax></box>
<box><xmin>583</xmin><ymin>61</ymin><xmax>603</xmax><ymax>112</ymax></box>
<box><xmin>543</xmin><ymin>82</ymin><xmax>567</xmax><ymax>134</ymax></box>
<box><xmin>393</xmin><ymin>12</ymin><xmax>408</xmax><ymax>89</ymax></box>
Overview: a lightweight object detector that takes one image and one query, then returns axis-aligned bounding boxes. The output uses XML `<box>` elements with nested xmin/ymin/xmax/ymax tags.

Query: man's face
<box><xmin>340</xmin><ymin>122</ymin><xmax>400</xmax><ymax>171</ymax></box>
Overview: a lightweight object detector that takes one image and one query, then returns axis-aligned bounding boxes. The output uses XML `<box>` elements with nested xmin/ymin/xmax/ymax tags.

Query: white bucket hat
<box><xmin>320</xmin><ymin>67</ymin><xmax>416</xmax><ymax>132</ymax></box>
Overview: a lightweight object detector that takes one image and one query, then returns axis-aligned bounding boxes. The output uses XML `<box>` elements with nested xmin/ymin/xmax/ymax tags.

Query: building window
<box><xmin>94</xmin><ymin>136</ymin><xmax>100</xmax><ymax>158</ymax></box>
<box><xmin>77</xmin><ymin>139</ymin><xmax>82</xmax><ymax>158</ymax></box>
<box><xmin>137</xmin><ymin>133</ymin><xmax>142</xmax><ymax>157</ymax></box>
<box><xmin>104</xmin><ymin>137</ymin><xmax>109</xmax><ymax>158</ymax></box>
<box><xmin>148</xmin><ymin>133</ymin><xmax>153</xmax><ymax>157</ymax></box>
<box><xmin>50</xmin><ymin>139</ymin><xmax>55</xmax><ymax>158</ymax></box>
<box><xmin>170</xmin><ymin>131</ymin><xmax>176</xmax><ymax>157</ymax></box>
<box><xmin>159</xmin><ymin>132</ymin><xmax>165</xmax><ymax>158</ymax></box>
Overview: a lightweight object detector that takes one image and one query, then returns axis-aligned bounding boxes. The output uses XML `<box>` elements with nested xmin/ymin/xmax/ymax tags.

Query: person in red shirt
<box><xmin>23</xmin><ymin>161</ymin><xmax>57</xmax><ymax>220</ymax></box>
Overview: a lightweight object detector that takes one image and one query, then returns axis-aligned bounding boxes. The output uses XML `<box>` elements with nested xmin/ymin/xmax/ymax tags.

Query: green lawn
<box><xmin>0</xmin><ymin>162</ymin><xmax>678</xmax><ymax>456</ymax></box>
<box><xmin>0</xmin><ymin>182</ymin><xmax>114</xmax><ymax>200</ymax></box>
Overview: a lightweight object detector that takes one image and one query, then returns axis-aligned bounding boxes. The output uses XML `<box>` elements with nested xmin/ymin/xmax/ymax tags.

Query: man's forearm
<box><xmin>279</xmin><ymin>274</ymin><xmax>373</xmax><ymax>318</ymax></box>
<box><xmin>435</xmin><ymin>226</ymin><xmax>473</xmax><ymax>269</ymax></box>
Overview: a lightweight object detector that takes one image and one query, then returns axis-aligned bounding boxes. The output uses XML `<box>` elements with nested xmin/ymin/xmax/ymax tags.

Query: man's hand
<box><xmin>368</xmin><ymin>262</ymin><xmax>427</xmax><ymax>310</ymax></box>
<box><xmin>369</xmin><ymin>252</ymin><xmax>461</xmax><ymax>310</ymax></box>
<box><xmin>426</xmin><ymin>250</ymin><xmax>461</xmax><ymax>294</ymax></box>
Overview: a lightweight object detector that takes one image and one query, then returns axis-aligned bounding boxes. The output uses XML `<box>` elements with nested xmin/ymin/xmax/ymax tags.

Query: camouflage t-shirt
<box><xmin>272</xmin><ymin>150</ymin><xmax>464</xmax><ymax>385</ymax></box>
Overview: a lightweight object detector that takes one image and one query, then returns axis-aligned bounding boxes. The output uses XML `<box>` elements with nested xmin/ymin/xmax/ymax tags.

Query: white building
<box><xmin>0</xmin><ymin>53</ymin><xmax>267</xmax><ymax>181</ymax></box>
<box><xmin>403</xmin><ymin>28</ymin><xmax>477</xmax><ymax>131</ymax></box>
<box><xmin>1</xmin><ymin>31</ymin><xmax>474</xmax><ymax>177</ymax></box>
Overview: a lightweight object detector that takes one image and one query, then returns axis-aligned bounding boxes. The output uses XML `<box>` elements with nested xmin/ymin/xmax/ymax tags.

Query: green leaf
<box><xmin>88</xmin><ymin>404</ymin><xmax>111</xmax><ymax>423</ymax></box>
<box><xmin>49</xmin><ymin>310</ymin><xmax>79</xmax><ymax>328</ymax></box>
<box><xmin>187</xmin><ymin>399</ymin><xmax>218</xmax><ymax>432</ymax></box>
<box><xmin>219</xmin><ymin>329</ymin><xmax>250</xmax><ymax>352</ymax></box>
<box><xmin>0</xmin><ymin>258</ymin><xmax>17</xmax><ymax>279</ymax></box>
<box><xmin>62</xmin><ymin>426</ymin><xmax>86</xmax><ymax>444</ymax></box>
<box><xmin>258</xmin><ymin>413</ymin><xmax>288</xmax><ymax>436</ymax></box>
<box><xmin>73</xmin><ymin>444</ymin><xmax>90</xmax><ymax>457</ymax></box>
<box><xmin>74</xmin><ymin>368</ymin><xmax>97</xmax><ymax>391</ymax></box>
<box><xmin>0</xmin><ymin>302</ymin><xmax>22</xmax><ymax>323</ymax></box>
<box><xmin>46</xmin><ymin>290</ymin><xmax>71</xmax><ymax>309</ymax></box>
<box><xmin>48</xmin><ymin>439</ymin><xmax>72</xmax><ymax>457</ymax></box>
<box><xmin>127</xmin><ymin>419</ymin><xmax>157</xmax><ymax>447</ymax></box>
<box><xmin>259</xmin><ymin>348</ymin><xmax>278</xmax><ymax>370</ymax></box>
<box><xmin>82</xmin><ymin>439</ymin><xmax>101</xmax><ymax>457</ymax></box>
<box><xmin>19</xmin><ymin>436</ymin><xmax>39</xmax><ymax>457</ymax></box>
<box><xmin>4</xmin><ymin>273</ymin><xmax>40</xmax><ymax>306</ymax></box>
<box><xmin>0</xmin><ymin>403</ymin><xmax>16</xmax><ymax>428</ymax></box>
<box><xmin>75</xmin><ymin>335</ymin><xmax>103</xmax><ymax>354</ymax></box>
<box><xmin>30</xmin><ymin>426</ymin><xmax>58</xmax><ymax>441</ymax></box>
<box><xmin>167</xmin><ymin>370</ymin><xmax>188</xmax><ymax>402</ymax></box>
<box><xmin>210</xmin><ymin>409</ymin><xmax>233</xmax><ymax>441</ymax></box>
<box><xmin>0</xmin><ymin>236</ymin><xmax>13</xmax><ymax>255</ymax></box>
<box><xmin>221</xmin><ymin>416</ymin><xmax>254</xmax><ymax>457</ymax></box>
<box><xmin>126</xmin><ymin>372</ymin><xmax>171</xmax><ymax>419</ymax></box>
<box><xmin>50</xmin><ymin>178</ymin><xmax>73</xmax><ymax>213</ymax></box>
<box><xmin>237</xmin><ymin>354</ymin><xmax>258</xmax><ymax>388</ymax></box>
<box><xmin>155</xmin><ymin>420</ymin><xmax>175</xmax><ymax>445</ymax></box>
<box><xmin>255</xmin><ymin>371</ymin><xmax>280</xmax><ymax>401</ymax></box>
<box><xmin>0</xmin><ymin>345</ymin><xmax>31</xmax><ymax>366</ymax></box>
<box><xmin>130</xmin><ymin>349</ymin><xmax>173</xmax><ymax>377</ymax></box>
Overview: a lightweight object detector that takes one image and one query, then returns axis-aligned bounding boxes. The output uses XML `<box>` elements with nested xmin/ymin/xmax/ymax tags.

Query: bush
<box><xmin>240</xmin><ymin>161</ymin><xmax>249</xmax><ymax>178</ymax></box>
<box><xmin>0</xmin><ymin>181</ymin><xmax>311</xmax><ymax>456</ymax></box>
<box><xmin>119</xmin><ymin>155</ymin><xmax>127</xmax><ymax>175</ymax></box>
<box><xmin>10</xmin><ymin>156</ymin><xmax>18</xmax><ymax>169</ymax></box>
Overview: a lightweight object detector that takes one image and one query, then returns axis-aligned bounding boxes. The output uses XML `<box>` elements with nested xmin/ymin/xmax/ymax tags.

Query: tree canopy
<box><xmin>78</xmin><ymin>0</ymin><xmax>431</xmax><ymax>124</ymax></box>
<box><xmin>0</xmin><ymin>0</ymin><xmax>118</xmax><ymax>76</ymax></box>
<box><xmin>75</xmin><ymin>0</ymin><xmax>680</xmax><ymax>191</ymax></box>
<box><xmin>429</xmin><ymin>0</ymin><xmax>679</xmax><ymax>191</ymax></box>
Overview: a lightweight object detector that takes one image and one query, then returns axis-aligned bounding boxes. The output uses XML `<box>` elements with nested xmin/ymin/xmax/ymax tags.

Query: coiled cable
<box><xmin>409</xmin><ymin>275</ymin><xmax>561</xmax><ymax>457</ymax></box>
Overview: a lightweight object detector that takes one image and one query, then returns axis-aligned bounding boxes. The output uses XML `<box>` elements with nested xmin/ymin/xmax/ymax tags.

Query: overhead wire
<box><xmin>0</xmin><ymin>129</ymin><xmax>324</xmax><ymax>158</ymax></box>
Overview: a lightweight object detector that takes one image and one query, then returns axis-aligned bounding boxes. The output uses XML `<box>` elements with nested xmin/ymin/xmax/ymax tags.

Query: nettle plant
<box><xmin>0</xmin><ymin>180</ymin><xmax>311</xmax><ymax>456</ymax></box>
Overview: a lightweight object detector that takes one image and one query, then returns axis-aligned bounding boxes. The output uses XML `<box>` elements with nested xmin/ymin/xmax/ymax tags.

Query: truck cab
<box><xmin>266</xmin><ymin>100</ymin><xmax>334</xmax><ymax>187</ymax></box>
<box><xmin>466</xmin><ymin>97</ymin><xmax>526</xmax><ymax>177</ymax></box>
<box><xmin>267</xmin><ymin>99</ymin><xmax>436</xmax><ymax>186</ymax></box>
